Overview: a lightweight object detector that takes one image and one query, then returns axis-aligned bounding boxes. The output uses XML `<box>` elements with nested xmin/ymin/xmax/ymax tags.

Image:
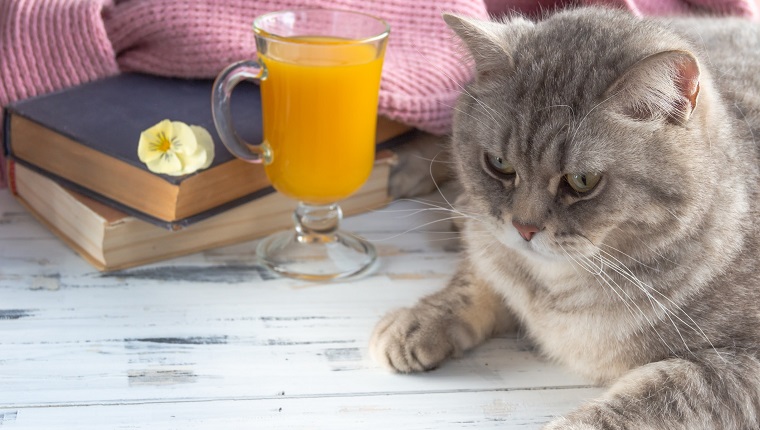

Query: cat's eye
<box><xmin>565</xmin><ymin>172</ymin><xmax>602</xmax><ymax>193</ymax></box>
<box><xmin>485</xmin><ymin>153</ymin><xmax>516</xmax><ymax>176</ymax></box>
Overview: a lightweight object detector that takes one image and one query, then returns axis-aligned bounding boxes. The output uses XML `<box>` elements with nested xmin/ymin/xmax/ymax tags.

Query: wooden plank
<box><xmin>1</xmin><ymin>387</ymin><xmax>604</xmax><ymax>429</ymax></box>
<box><xmin>0</xmin><ymin>273</ymin><xmax>592</xmax><ymax>406</ymax></box>
<box><xmin>0</xmin><ymin>189</ymin><xmax>602</xmax><ymax>427</ymax></box>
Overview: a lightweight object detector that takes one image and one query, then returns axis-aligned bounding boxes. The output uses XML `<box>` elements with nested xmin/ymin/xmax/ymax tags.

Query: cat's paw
<box><xmin>370</xmin><ymin>306</ymin><xmax>469</xmax><ymax>373</ymax></box>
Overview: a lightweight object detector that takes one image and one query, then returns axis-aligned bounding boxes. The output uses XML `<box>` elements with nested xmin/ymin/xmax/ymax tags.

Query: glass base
<box><xmin>256</xmin><ymin>202</ymin><xmax>377</xmax><ymax>281</ymax></box>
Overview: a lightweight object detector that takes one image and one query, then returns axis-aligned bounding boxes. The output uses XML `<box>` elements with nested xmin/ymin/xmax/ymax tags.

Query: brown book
<box><xmin>4</xmin><ymin>73</ymin><xmax>411</xmax><ymax>225</ymax></box>
<box><xmin>8</xmin><ymin>152</ymin><xmax>396</xmax><ymax>272</ymax></box>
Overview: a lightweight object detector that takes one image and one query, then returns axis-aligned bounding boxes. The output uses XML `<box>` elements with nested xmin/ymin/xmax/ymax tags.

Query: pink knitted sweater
<box><xmin>1</xmin><ymin>0</ymin><xmax>758</xmax><ymax>189</ymax></box>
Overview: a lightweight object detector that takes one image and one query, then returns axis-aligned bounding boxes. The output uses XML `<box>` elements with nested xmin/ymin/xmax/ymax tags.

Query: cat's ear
<box><xmin>605</xmin><ymin>50</ymin><xmax>700</xmax><ymax>125</ymax></box>
<box><xmin>442</xmin><ymin>13</ymin><xmax>532</xmax><ymax>76</ymax></box>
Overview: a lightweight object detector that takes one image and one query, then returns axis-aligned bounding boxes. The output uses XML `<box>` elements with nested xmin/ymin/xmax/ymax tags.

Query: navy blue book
<box><xmin>4</xmin><ymin>73</ymin><xmax>414</xmax><ymax>229</ymax></box>
<box><xmin>3</xmin><ymin>73</ymin><xmax>272</xmax><ymax>228</ymax></box>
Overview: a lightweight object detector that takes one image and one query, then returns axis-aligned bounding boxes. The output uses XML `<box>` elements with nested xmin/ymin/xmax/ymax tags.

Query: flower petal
<box><xmin>150</xmin><ymin>119</ymin><xmax>174</xmax><ymax>137</ymax></box>
<box><xmin>170</xmin><ymin>121</ymin><xmax>198</xmax><ymax>154</ymax></box>
<box><xmin>138</xmin><ymin>132</ymin><xmax>162</xmax><ymax>163</ymax></box>
<box><xmin>190</xmin><ymin>125</ymin><xmax>215</xmax><ymax>169</ymax></box>
<box><xmin>146</xmin><ymin>152</ymin><xmax>183</xmax><ymax>175</ymax></box>
<box><xmin>138</xmin><ymin>120</ymin><xmax>215</xmax><ymax>176</ymax></box>
<box><xmin>137</xmin><ymin>119</ymin><xmax>174</xmax><ymax>163</ymax></box>
<box><xmin>176</xmin><ymin>148</ymin><xmax>208</xmax><ymax>175</ymax></box>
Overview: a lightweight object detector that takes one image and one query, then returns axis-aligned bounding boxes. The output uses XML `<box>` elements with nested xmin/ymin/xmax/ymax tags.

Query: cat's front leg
<box><xmin>370</xmin><ymin>262</ymin><xmax>516</xmax><ymax>373</ymax></box>
<box><xmin>544</xmin><ymin>348</ymin><xmax>760</xmax><ymax>429</ymax></box>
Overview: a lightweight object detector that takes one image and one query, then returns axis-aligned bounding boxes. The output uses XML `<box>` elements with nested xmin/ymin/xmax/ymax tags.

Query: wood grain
<box><xmin>0</xmin><ymin>189</ymin><xmax>603</xmax><ymax>428</ymax></box>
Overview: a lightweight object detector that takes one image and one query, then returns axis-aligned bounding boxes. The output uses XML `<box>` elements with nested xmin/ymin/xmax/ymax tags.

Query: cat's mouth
<box><xmin>493</xmin><ymin>224</ymin><xmax>556</xmax><ymax>259</ymax></box>
<box><xmin>494</xmin><ymin>222</ymin><xmax>597</xmax><ymax>263</ymax></box>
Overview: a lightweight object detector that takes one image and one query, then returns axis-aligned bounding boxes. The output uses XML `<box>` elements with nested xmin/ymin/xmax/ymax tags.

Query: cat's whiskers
<box><xmin>346</xmin><ymin>120</ymin><xmax>493</xmax><ymax>243</ymax></box>
<box><xmin>665</xmin><ymin>207</ymin><xmax>689</xmax><ymax>225</ymax></box>
<box><xmin>367</xmin><ymin>195</ymin><xmax>493</xmax><ymax>242</ymax></box>
<box><xmin>564</xmin><ymin>243</ymin><xmax>680</xmax><ymax>356</ymax></box>
<box><xmin>410</xmin><ymin>154</ymin><xmax>457</xmax><ymax>165</ymax></box>
<box><xmin>374</xmin><ymin>206</ymin><xmax>466</xmax><ymax>220</ymax></box>
<box><xmin>394</xmin><ymin>196</ymin><xmax>451</xmax><ymax>206</ymax></box>
<box><xmin>733</xmin><ymin>102</ymin><xmax>757</xmax><ymax>146</ymax></box>
<box><xmin>696</xmin><ymin>34</ymin><xmax>738</xmax><ymax>82</ymax></box>
<box><xmin>592</xmin><ymin>251</ymin><xmax>689</xmax><ymax>355</ymax></box>
<box><xmin>450</xmin><ymin>83</ymin><xmax>508</xmax><ymax>126</ymax></box>
<box><xmin>562</xmin><ymin>246</ymin><xmax>618</xmax><ymax>309</ymax></box>
<box><xmin>626</xmin><ymin>232</ymin><xmax>682</xmax><ymax>268</ymax></box>
<box><xmin>368</xmin><ymin>193</ymin><xmax>486</xmax><ymax>241</ymax></box>
<box><xmin>559</xmin><ymin>244</ymin><xmax>644</xmax><ymax>327</ymax></box>
<box><xmin>387</xmin><ymin>198</ymin><xmax>483</xmax><ymax>220</ymax></box>
<box><xmin>536</xmin><ymin>104</ymin><xmax>576</xmax><ymax>116</ymax></box>
<box><xmin>597</xmin><ymin>270</ymin><xmax>680</xmax><ymax>357</ymax></box>
<box><xmin>605</xmin><ymin>266</ymin><xmax>722</xmax><ymax>361</ymax></box>
<box><xmin>599</xmin><ymin>243</ymin><xmax>660</xmax><ymax>272</ymax></box>
<box><xmin>536</xmin><ymin>104</ymin><xmax>576</xmax><ymax>134</ymax></box>
<box><xmin>442</xmin><ymin>101</ymin><xmax>501</xmax><ymax>132</ymax></box>
<box><xmin>411</xmin><ymin>45</ymin><xmax>509</xmax><ymax>127</ymax></box>
<box><xmin>569</xmin><ymin>90</ymin><xmax>623</xmax><ymax>146</ymax></box>
<box><xmin>560</xmin><ymin>243</ymin><xmax>603</xmax><ymax>276</ymax></box>
<box><xmin>609</xmin><ymin>225</ymin><xmax>681</xmax><ymax>270</ymax></box>
<box><xmin>453</xmin><ymin>92</ymin><xmax>506</xmax><ymax>128</ymax></box>
<box><xmin>588</xmin><ymin>243</ymin><xmax>723</xmax><ymax>361</ymax></box>
<box><xmin>423</xmin><ymin>230</ymin><xmax>494</xmax><ymax>244</ymax></box>
<box><xmin>366</xmin><ymin>215</ymin><xmax>472</xmax><ymax>242</ymax></box>
<box><xmin>426</xmin><ymin>150</ymin><xmax>454</xmax><ymax>208</ymax></box>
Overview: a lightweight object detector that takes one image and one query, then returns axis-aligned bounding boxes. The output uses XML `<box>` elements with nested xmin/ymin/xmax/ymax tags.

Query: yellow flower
<box><xmin>137</xmin><ymin>119</ymin><xmax>215</xmax><ymax>176</ymax></box>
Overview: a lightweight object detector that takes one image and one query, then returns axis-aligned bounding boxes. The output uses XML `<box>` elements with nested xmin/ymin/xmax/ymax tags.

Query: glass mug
<box><xmin>212</xmin><ymin>9</ymin><xmax>389</xmax><ymax>280</ymax></box>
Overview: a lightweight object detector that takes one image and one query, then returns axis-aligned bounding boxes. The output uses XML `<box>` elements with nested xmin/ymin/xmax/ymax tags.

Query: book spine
<box><xmin>6</xmin><ymin>159</ymin><xmax>17</xmax><ymax>196</ymax></box>
<box><xmin>1</xmin><ymin>107</ymin><xmax>10</xmax><ymax>189</ymax></box>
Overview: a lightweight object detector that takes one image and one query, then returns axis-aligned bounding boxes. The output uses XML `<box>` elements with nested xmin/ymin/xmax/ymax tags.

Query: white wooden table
<box><xmin>0</xmin><ymin>188</ymin><xmax>603</xmax><ymax>429</ymax></box>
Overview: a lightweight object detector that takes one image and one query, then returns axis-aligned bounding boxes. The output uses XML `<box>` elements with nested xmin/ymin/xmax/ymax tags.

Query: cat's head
<box><xmin>445</xmin><ymin>8</ymin><xmax>724</xmax><ymax>262</ymax></box>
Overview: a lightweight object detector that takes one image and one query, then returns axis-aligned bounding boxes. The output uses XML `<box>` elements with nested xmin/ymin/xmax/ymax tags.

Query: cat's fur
<box><xmin>371</xmin><ymin>7</ymin><xmax>760</xmax><ymax>429</ymax></box>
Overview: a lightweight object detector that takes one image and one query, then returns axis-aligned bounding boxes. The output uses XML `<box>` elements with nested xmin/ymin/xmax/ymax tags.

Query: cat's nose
<box><xmin>512</xmin><ymin>220</ymin><xmax>541</xmax><ymax>241</ymax></box>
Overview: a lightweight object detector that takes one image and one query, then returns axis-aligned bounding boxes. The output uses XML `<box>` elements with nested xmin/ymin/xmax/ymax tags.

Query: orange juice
<box><xmin>259</xmin><ymin>37</ymin><xmax>385</xmax><ymax>204</ymax></box>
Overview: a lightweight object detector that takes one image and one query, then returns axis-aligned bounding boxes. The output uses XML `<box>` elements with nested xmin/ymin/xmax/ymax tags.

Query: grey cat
<box><xmin>371</xmin><ymin>7</ymin><xmax>760</xmax><ymax>429</ymax></box>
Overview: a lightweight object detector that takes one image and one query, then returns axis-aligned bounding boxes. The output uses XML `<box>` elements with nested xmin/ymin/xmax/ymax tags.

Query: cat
<box><xmin>371</xmin><ymin>6</ymin><xmax>760</xmax><ymax>429</ymax></box>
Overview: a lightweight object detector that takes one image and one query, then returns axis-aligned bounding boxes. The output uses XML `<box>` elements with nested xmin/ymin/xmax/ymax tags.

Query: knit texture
<box><xmin>0</xmin><ymin>0</ymin><xmax>119</xmax><ymax>108</ymax></box>
<box><xmin>103</xmin><ymin>0</ymin><xmax>488</xmax><ymax>134</ymax></box>
<box><xmin>1</xmin><ymin>0</ymin><xmax>758</xmax><ymax>188</ymax></box>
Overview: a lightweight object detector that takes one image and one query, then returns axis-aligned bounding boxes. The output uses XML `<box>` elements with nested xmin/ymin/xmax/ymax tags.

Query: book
<box><xmin>8</xmin><ymin>151</ymin><xmax>396</xmax><ymax>272</ymax></box>
<box><xmin>3</xmin><ymin>73</ymin><xmax>411</xmax><ymax>226</ymax></box>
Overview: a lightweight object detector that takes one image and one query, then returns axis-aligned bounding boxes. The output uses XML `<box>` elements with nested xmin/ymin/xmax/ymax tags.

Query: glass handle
<box><xmin>211</xmin><ymin>60</ymin><xmax>270</xmax><ymax>164</ymax></box>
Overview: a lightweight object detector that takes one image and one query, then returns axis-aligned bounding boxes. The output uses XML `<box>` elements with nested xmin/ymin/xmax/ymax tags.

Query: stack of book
<box><xmin>3</xmin><ymin>73</ymin><xmax>413</xmax><ymax>271</ymax></box>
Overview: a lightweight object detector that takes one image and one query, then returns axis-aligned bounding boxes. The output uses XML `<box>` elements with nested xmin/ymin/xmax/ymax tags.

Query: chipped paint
<box><xmin>0</xmin><ymin>309</ymin><xmax>33</xmax><ymax>320</ymax></box>
<box><xmin>0</xmin><ymin>410</ymin><xmax>18</xmax><ymax>424</ymax></box>
<box><xmin>102</xmin><ymin>264</ymin><xmax>277</xmax><ymax>282</ymax></box>
<box><xmin>127</xmin><ymin>369</ymin><xmax>198</xmax><ymax>386</ymax></box>
<box><xmin>260</xmin><ymin>316</ymin><xmax>336</xmax><ymax>322</ymax></box>
<box><xmin>266</xmin><ymin>339</ymin><xmax>354</xmax><ymax>346</ymax></box>
<box><xmin>324</xmin><ymin>348</ymin><xmax>362</xmax><ymax>362</ymax></box>
<box><xmin>0</xmin><ymin>211</ymin><xmax>28</xmax><ymax>225</ymax></box>
<box><xmin>482</xmin><ymin>399</ymin><xmax>516</xmax><ymax>419</ymax></box>
<box><xmin>339</xmin><ymin>405</ymin><xmax>391</xmax><ymax>414</ymax></box>
<box><xmin>128</xmin><ymin>336</ymin><xmax>228</xmax><ymax>345</ymax></box>
<box><xmin>386</xmin><ymin>272</ymin><xmax>446</xmax><ymax>281</ymax></box>
<box><xmin>29</xmin><ymin>275</ymin><xmax>60</xmax><ymax>291</ymax></box>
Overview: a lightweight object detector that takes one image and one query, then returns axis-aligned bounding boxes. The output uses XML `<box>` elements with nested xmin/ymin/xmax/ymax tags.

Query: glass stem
<box><xmin>293</xmin><ymin>202</ymin><xmax>342</xmax><ymax>244</ymax></box>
